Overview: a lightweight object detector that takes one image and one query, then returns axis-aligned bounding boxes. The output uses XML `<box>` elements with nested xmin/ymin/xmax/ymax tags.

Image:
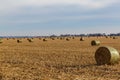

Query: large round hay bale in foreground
<box><xmin>91</xmin><ymin>40</ymin><xmax>100</xmax><ymax>46</ymax></box>
<box><xmin>95</xmin><ymin>46</ymin><xmax>120</xmax><ymax>65</ymax></box>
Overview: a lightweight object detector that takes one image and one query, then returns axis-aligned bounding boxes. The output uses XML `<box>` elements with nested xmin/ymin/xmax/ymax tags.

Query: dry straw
<box><xmin>91</xmin><ymin>40</ymin><xmax>100</xmax><ymax>46</ymax></box>
<box><xmin>95</xmin><ymin>46</ymin><xmax>120</xmax><ymax>65</ymax></box>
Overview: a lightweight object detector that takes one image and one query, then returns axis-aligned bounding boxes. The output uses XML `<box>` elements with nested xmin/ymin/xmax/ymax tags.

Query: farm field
<box><xmin>0</xmin><ymin>37</ymin><xmax>120</xmax><ymax>80</ymax></box>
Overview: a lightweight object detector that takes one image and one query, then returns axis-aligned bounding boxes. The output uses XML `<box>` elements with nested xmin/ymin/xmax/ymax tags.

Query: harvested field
<box><xmin>0</xmin><ymin>37</ymin><xmax>120</xmax><ymax>80</ymax></box>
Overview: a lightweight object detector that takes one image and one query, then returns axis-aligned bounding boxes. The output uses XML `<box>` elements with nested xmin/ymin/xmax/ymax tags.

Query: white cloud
<box><xmin>1</xmin><ymin>14</ymin><xmax>120</xmax><ymax>25</ymax></box>
<box><xmin>0</xmin><ymin>0</ymin><xmax>120</xmax><ymax>24</ymax></box>
<box><xmin>0</xmin><ymin>0</ymin><xmax>120</xmax><ymax>12</ymax></box>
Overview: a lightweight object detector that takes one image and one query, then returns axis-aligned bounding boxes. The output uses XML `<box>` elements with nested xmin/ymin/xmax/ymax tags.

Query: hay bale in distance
<box><xmin>43</xmin><ymin>38</ymin><xmax>47</xmax><ymax>42</ymax></box>
<box><xmin>27</xmin><ymin>38</ymin><xmax>33</xmax><ymax>42</ymax></box>
<box><xmin>51</xmin><ymin>38</ymin><xmax>55</xmax><ymax>40</ymax></box>
<box><xmin>110</xmin><ymin>36</ymin><xmax>112</xmax><ymax>38</ymax></box>
<box><xmin>17</xmin><ymin>40</ymin><xmax>22</xmax><ymax>43</ymax></box>
<box><xmin>80</xmin><ymin>37</ymin><xmax>84</xmax><ymax>41</ymax></box>
<box><xmin>105</xmin><ymin>36</ymin><xmax>108</xmax><ymax>38</ymax></box>
<box><xmin>72</xmin><ymin>37</ymin><xmax>75</xmax><ymax>39</ymax></box>
<box><xmin>66</xmin><ymin>38</ymin><xmax>70</xmax><ymax>41</ymax></box>
<box><xmin>60</xmin><ymin>37</ymin><xmax>63</xmax><ymax>40</ymax></box>
<box><xmin>113</xmin><ymin>36</ymin><xmax>117</xmax><ymax>39</ymax></box>
<box><xmin>95</xmin><ymin>46</ymin><xmax>120</xmax><ymax>65</ymax></box>
<box><xmin>91</xmin><ymin>40</ymin><xmax>100</xmax><ymax>46</ymax></box>
<box><xmin>57</xmin><ymin>37</ymin><xmax>59</xmax><ymax>39</ymax></box>
<box><xmin>0</xmin><ymin>40</ymin><xmax>2</xmax><ymax>43</ymax></box>
<box><xmin>7</xmin><ymin>38</ymin><xmax>9</xmax><ymax>40</ymax></box>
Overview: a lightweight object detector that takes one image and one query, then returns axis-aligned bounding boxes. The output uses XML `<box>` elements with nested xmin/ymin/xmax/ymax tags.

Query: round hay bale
<box><xmin>57</xmin><ymin>37</ymin><xmax>59</xmax><ymax>39</ymax></box>
<box><xmin>17</xmin><ymin>40</ymin><xmax>22</xmax><ymax>43</ymax></box>
<box><xmin>72</xmin><ymin>37</ymin><xmax>75</xmax><ymax>39</ymax></box>
<box><xmin>51</xmin><ymin>38</ymin><xmax>55</xmax><ymax>40</ymax></box>
<box><xmin>80</xmin><ymin>37</ymin><xmax>84</xmax><ymax>41</ymax></box>
<box><xmin>27</xmin><ymin>38</ymin><xmax>33</xmax><ymax>42</ymax></box>
<box><xmin>105</xmin><ymin>36</ymin><xmax>108</xmax><ymax>38</ymax></box>
<box><xmin>60</xmin><ymin>37</ymin><xmax>63</xmax><ymax>40</ymax></box>
<box><xmin>95</xmin><ymin>46</ymin><xmax>120</xmax><ymax>65</ymax></box>
<box><xmin>43</xmin><ymin>38</ymin><xmax>47</xmax><ymax>41</ymax></box>
<box><xmin>110</xmin><ymin>36</ymin><xmax>112</xmax><ymax>38</ymax></box>
<box><xmin>66</xmin><ymin>38</ymin><xmax>70</xmax><ymax>41</ymax></box>
<box><xmin>91</xmin><ymin>40</ymin><xmax>100</xmax><ymax>46</ymax></box>
<box><xmin>7</xmin><ymin>38</ymin><xmax>9</xmax><ymax>40</ymax></box>
<box><xmin>113</xmin><ymin>36</ymin><xmax>117</xmax><ymax>39</ymax></box>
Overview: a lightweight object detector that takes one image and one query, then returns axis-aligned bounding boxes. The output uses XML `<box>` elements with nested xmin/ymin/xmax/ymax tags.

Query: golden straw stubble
<box><xmin>95</xmin><ymin>46</ymin><xmax>120</xmax><ymax>65</ymax></box>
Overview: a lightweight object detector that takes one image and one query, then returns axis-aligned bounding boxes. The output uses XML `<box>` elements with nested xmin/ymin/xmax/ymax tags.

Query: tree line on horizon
<box><xmin>0</xmin><ymin>33</ymin><xmax>120</xmax><ymax>38</ymax></box>
<box><xmin>51</xmin><ymin>33</ymin><xmax>120</xmax><ymax>37</ymax></box>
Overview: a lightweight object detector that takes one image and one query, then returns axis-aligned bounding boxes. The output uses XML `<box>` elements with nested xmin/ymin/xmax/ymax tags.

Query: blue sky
<box><xmin>0</xmin><ymin>0</ymin><xmax>120</xmax><ymax>36</ymax></box>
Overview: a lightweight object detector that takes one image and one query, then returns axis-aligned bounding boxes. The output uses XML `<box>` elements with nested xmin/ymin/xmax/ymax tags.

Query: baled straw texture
<box><xmin>95</xmin><ymin>46</ymin><xmax>120</xmax><ymax>65</ymax></box>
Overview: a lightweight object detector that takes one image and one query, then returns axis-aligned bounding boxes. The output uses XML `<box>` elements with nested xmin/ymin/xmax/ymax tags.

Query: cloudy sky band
<box><xmin>0</xmin><ymin>0</ymin><xmax>120</xmax><ymax>36</ymax></box>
